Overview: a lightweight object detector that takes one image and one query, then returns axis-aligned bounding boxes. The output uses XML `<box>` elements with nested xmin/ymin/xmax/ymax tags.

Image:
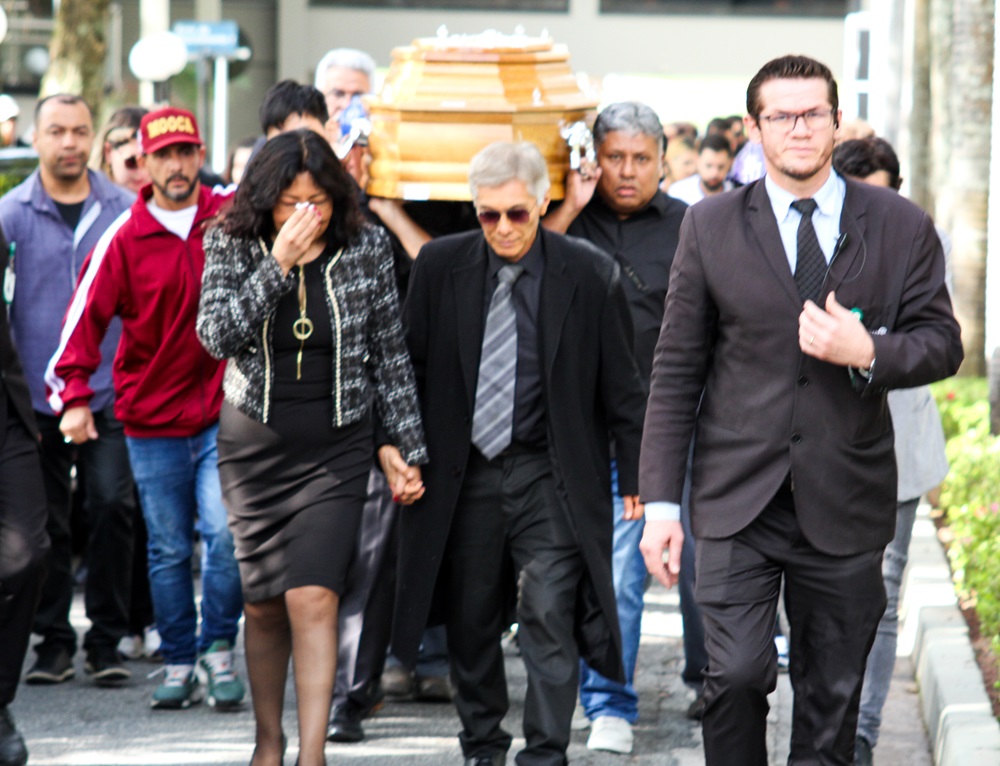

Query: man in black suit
<box><xmin>638</xmin><ymin>55</ymin><xmax>963</xmax><ymax>766</ymax></box>
<box><xmin>393</xmin><ymin>141</ymin><xmax>647</xmax><ymax>766</ymax></box>
<box><xmin>0</xmin><ymin>230</ymin><xmax>49</xmax><ymax>766</ymax></box>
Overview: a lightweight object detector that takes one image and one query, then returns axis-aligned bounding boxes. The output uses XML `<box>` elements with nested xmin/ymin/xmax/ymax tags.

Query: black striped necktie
<box><xmin>791</xmin><ymin>198</ymin><xmax>826</xmax><ymax>303</ymax></box>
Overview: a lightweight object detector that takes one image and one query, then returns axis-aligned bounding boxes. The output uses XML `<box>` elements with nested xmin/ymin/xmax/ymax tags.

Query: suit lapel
<box><xmin>746</xmin><ymin>180</ymin><xmax>801</xmax><ymax>309</ymax></box>
<box><xmin>453</xmin><ymin>238</ymin><xmax>487</xmax><ymax>413</ymax></box>
<box><xmin>827</xmin><ymin>179</ymin><xmax>868</xmax><ymax>293</ymax></box>
<box><xmin>539</xmin><ymin>230</ymin><xmax>575</xmax><ymax>382</ymax></box>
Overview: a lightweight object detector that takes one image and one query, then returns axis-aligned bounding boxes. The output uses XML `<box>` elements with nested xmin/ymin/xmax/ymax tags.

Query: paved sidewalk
<box><xmin>14</xmin><ymin>580</ymin><xmax>932</xmax><ymax>765</ymax></box>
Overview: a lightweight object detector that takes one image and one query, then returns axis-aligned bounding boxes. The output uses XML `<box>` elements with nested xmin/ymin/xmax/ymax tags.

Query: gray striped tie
<box><xmin>472</xmin><ymin>264</ymin><xmax>524</xmax><ymax>459</ymax></box>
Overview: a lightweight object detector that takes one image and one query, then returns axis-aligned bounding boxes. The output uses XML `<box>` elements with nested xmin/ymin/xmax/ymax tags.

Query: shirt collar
<box><xmin>486</xmin><ymin>225</ymin><xmax>544</xmax><ymax>278</ymax></box>
<box><xmin>765</xmin><ymin>169</ymin><xmax>845</xmax><ymax>223</ymax></box>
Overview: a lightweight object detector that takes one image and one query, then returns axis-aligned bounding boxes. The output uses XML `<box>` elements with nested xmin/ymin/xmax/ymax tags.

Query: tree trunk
<box><xmin>909</xmin><ymin>0</ymin><xmax>933</xmax><ymax>212</ymax></box>
<box><xmin>40</xmin><ymin>0</ymin><xmax>110</xmax><ymax>116</ymax></box>
<box><xmin>945</xmin><ymin>0</ymin><xmax>993</xmax><ymax>376</ymax></box>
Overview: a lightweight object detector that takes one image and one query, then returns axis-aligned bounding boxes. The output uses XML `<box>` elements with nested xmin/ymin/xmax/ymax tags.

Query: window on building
<box><xmin>309</xmin><ymin>0</ymin><xmax>568</xmax><ymax>10</ymax></box>
<box><xmin>600</xmin><ymin>0</ymin><xmax>848</xmax><ymax>16</ymax></box>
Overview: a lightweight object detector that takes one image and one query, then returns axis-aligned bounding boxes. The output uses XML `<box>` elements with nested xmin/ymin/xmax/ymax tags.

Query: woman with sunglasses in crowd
<box><xmin>197</xmin><ymin>129</ymin><xmax>426</xmax><ymax>766</ymax></box>
<box><xmin>95</xmin><ymin>107</ymin><xmax>151</xmax><ymax>194</ymax></box>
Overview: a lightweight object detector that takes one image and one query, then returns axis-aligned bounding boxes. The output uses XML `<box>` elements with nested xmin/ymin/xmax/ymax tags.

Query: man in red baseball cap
<box><xmin>46</xmin><ymin>106</ymin><xmax>245</xmax><ymax>712</ymax></box>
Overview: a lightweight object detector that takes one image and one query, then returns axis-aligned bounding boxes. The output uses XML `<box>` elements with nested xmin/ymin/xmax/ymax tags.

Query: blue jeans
<box><xmin>857</xmin><ymin>497</ymin><xmax>919</xmax><ymax>747</ymax></box>
<box><xmin>126</xmin><ymin>424</ymin><xmax>242</xmax><ymax>665</ymax></box>
<box><xmin>578</xmin><ymin>461</ymin><xmax>644</xmax><ymax>723</ymax></box>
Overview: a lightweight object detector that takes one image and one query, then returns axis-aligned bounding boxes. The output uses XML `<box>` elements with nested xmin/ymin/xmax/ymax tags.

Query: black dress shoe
<box><xmin>463</xmin><ymin>753</ymin><xmax>505</xmax><ymax>766</ymax></box>
<box><xmin>685</xmin><ymin>693</ymin><xmax>707</xmax><ymax>721</ymax></box>
<box><xmin>0</xmin><ymin>707</ymin><xmax>28</xmax><ymax>766</ymax></box>
<box><xmin>326</xmin><ymin>703</ymin><xmax>364</xmax><ymax>743</ymax></box>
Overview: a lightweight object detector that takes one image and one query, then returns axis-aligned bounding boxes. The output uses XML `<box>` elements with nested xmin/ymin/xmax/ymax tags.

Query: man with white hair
<box><xmin>395</xmin><ymin>141</ymin><xmax>646</xmax><ymax>766</ymax></box>
<box><xmin>314</xmin><ymin>48</ymin><xmax>375</xmax><ymax>122</ymax></box>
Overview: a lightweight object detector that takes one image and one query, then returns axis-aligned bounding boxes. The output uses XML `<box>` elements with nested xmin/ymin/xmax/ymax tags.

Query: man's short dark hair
<box><xmin>746</xmin><ymin>55</ymin><xmax>839</xmax><ymax>121</ymax></box>
<box><xmin>832</xmin><ymin>137</ymin><xmax>902</xmax><ymax>190</ymax></box>
<box><xmin>258</xmin><ymin>80</ymin><xmax>329</xmax><ymax>135</ymax></box>
<box><xmin>698</xmin><ymin>134</ymin><xmax>733</xmax><ymax>158</ymax></box>
<box><xmin>35</xmin><ymin>93</ymin><xmax>93</xmax><ymax>123</ymax></box>
<box><xmin>705</xmin><ymin>117</ymin><xmax>731</xmax><ymax>137</ymax></box>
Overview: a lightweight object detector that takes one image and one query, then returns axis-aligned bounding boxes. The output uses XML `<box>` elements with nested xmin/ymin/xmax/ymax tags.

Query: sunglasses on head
<box><xmin>476</xmin><ymin>204</ymin><xmax>535</xmax><ymax>226</ymax></box>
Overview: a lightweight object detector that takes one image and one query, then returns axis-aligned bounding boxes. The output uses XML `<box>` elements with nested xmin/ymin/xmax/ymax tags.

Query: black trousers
<box><xmin>0</xmin><ymin>404</ymin><xmax>48</xmax><ymax>705</ymax></box>
<box><xmin>443</xmin><ymin>448</ymin><xmax>584</xmax><ymax>766</ymax></box>
<box><xmin>695</xmin><ymin>483</ymin><xmax>887</xmax><ymax>766</ymax></box>
<box><xmin>33</xmin><ymin>410</ymin><xmax>135</xmax><ymax>653</ymax></box>
<box><xmin>333</xmin><ymin>466</ymin><xmax>397</xmax><ymax>710</ymax></box>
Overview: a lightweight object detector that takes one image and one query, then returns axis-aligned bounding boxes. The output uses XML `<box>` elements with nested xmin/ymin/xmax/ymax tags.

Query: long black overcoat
<box><xmin>392</xmin><ymin>227</ymin><xmax>647</xmax><ymax>681</ymax></box>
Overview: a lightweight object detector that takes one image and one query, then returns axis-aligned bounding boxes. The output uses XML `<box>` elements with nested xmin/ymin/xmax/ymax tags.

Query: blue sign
<box><xmin>173</xmin><ymin>20</ymin><xmax>239</xmax><ymax>57</ymax></box>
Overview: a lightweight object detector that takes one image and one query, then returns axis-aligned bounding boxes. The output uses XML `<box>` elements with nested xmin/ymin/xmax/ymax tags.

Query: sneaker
<box><xmin>571</xmin><ymin>703</ymin><xmax>591</xmax><ymax>731</ymax></box>
<box><xmin>586</xmin><ymin>715</ymin><xmax>633</xmax><ymax>754</ymax></box>
<box><xmin>84</xmin><ymin>646</ymin><xmax>131</xmax><ymax>687</ymax></box>
<box><xmin>775</xmin><ymin>635</ymin><xmax>790</xmax><ymax>672</ymax></box>
<box><xmin>143</xmin><ymin>626</ymin><xmax>163</xmax><ymax>660</ymax></box>
<box><xmin>24</xmin><ymin>646</ymin><xmax>74</xmax><ymax>685</ymax></box>
<box><xmin>381</xmin><ymin>664</ymin><xmax>415</xmax><ymax>698</ymax></box>
<box><xmin>196</xmin><ymin>640</ymin><xmax>245</xmax><ymax>710</ymax></box>
<box><xmin>150</xmin><ymin>664</ymin><xmax>202</xmax><ymax>709</ymax></box>
<box><xmin>117</xmin><ymin>634</ymin><xmax>145</xmax><ymax>660</ymax></box>
<box><xmin>415</xmin><ymin>673</ymin><xmax>453</xmax><ymax>702</ymax></box>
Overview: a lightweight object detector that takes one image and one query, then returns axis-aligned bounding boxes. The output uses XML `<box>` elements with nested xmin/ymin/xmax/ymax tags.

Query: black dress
<box><xmin>217</xmin><ymin>248</ymin><xmax>373</xmax><ymax>603</ymax></box>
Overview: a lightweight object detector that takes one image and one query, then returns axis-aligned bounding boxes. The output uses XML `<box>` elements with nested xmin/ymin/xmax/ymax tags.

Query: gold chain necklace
<box><xmin>292</xmin><ymin>264</ymin><xmax>314</xmax><ymax>380</ymax></box>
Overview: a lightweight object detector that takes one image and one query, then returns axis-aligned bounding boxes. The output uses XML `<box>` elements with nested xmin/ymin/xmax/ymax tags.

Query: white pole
<box><xmin>212</xmin><ymin>56</ymin><xmax>229</xmax><ymax>175</ymax></box>
<box><xmin>138</xmin><ymin>0</ymin><xmax>170</xmax><ymax>106</ymax></box>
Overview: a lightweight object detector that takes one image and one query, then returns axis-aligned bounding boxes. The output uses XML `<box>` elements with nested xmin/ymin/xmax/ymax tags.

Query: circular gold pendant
<box><xmin>293</xmin><ymin>317</ymin><xmax>314</xmax><ymax>341</ymax></box>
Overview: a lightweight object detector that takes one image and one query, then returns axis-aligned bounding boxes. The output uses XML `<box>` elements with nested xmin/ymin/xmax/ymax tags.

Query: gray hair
<box><xmin>314</xmin><ymin>48</ymin><xmax>376</xmax><ymax>90</ymax></box>
<box><xmin>593</xmin><ymin>101</ymin><xmax>666</xmax><ymax>154</ymax></box>
<box><xmin>468</xmin><ymin>141</ymin><xmax>551</xmax><ymax>202</ymax></box>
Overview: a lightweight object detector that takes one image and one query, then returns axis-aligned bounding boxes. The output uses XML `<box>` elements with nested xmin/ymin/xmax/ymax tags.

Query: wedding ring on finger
<box><xmin>808</xmin><ymin>335</ymin><xmax>815</xmax><ymax>346</ymax></box>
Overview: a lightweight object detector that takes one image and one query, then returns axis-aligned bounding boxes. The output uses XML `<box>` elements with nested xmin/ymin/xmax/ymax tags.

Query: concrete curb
<box><xmin>904</xmin><ymin>507</ymin><xmax>1000</xmax><ymax>765</ymax></box>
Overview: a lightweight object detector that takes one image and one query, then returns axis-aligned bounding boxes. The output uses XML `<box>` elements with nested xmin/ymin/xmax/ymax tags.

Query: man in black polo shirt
<box><xmin>543</xmin><ymin>100</ymin><xmax>688</xmax><ymax>755</ymax></box>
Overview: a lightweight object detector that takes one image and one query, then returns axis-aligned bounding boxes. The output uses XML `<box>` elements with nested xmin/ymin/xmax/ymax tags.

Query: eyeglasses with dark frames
<box><xmin>476</xmin><ymin>203</ymin><xmax>537</xmax><ymax>226</ymax></box>
<box><xmin>758</xmin><ymin>109</ymin><xmax>835</xmax><ymax>133</ymax></box>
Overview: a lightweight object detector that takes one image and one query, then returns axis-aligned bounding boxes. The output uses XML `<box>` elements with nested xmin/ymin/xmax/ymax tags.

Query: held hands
<box><xmin>271</xmin><ymin>203</ymin><xmax>324</xmax><ymax>275</ymax></box>
<box><xmin>623</xmin><ymin>495</ymin><xmax>645</xmax><ymax>520</ymax></box>
<box><xmin>378</xmin><ymin>444</ymin><xmax>426</xmax><ymax>506</ymax></box>
<box><xmin>639</xmin><ymin>519</ymin><xmax>683</xmax><ymax>589</ymax></box>
<box><xmin>799</xmin><ymin>292</ymin><xmax>876</xmax><ymax>369</ymax></box>
<box><xmin>60</xmin><ymin>405</ymin><xmax>98</xmax><ymax>444</ymax></box>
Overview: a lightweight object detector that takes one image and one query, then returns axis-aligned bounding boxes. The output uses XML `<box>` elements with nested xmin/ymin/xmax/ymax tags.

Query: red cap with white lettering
<box><xmin>138</xmin><ymin>107</ymin><xmax>203</xmax><ymax>155</ymax></box>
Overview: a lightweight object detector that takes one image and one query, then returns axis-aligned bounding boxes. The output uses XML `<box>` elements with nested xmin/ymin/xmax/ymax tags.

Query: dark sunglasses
<box><xmin>477</xmin><ymin>204</ymin><xmax>535</xmax><ymax>226</ymax></box>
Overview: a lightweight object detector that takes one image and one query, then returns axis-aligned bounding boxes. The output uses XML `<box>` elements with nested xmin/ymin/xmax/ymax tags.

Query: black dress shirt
<box><xmin>567</xmin><ymin>190</ymin><xmax>687</xmax><ymax>389</ymax></box>
<box><xmin>483</xmin><ymin>232</ymin><xmax>546</xmax><ymax>449</ymax></box>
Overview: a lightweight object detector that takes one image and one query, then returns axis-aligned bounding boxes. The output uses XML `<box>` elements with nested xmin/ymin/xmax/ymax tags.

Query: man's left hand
<box><xmin>799</xmin><ymin>291</ymin><xmax>876</xmax><ymax>369</ymax></box>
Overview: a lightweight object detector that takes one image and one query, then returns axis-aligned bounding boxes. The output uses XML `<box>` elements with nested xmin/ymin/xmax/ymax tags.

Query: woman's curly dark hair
<box><xmin>221</xmin><ymin>129</ymin><xmax>363</xmax><ymax>249</ymax></box>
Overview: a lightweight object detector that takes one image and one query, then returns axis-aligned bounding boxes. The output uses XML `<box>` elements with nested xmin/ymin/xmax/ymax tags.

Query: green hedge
<box><xmin>930</xmin><ymin>378</ymin><xmax>1000</xmax><ymax>666</ymax></box>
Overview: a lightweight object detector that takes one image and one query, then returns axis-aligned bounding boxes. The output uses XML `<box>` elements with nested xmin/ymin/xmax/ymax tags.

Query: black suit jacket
<box><xmin>0</xmin><ymin>228</ymin><xmax>39</xmax><ymax>440</ymax></box>
<box><xmin>639</xmin><ymin>177</ymin><xmax>963</xmax><ymax>556</ymax></box>
<box><xmin>393</xmin><ymin>227</ymin><xmax>647</xmax><ymax>680</ymax></box>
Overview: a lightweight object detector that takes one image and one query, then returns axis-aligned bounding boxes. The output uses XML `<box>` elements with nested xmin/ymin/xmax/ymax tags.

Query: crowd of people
<box><xmin>0</xmin><ymin>49</ymin><xmax>963</xmax><ymax>766</ymax></box>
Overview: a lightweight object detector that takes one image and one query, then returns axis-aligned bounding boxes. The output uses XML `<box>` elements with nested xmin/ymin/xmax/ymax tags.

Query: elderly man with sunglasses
<box><xmin>394</xmin><ymin>140</ymin><xmax>646</xmax><ymax>766</ymax></box>
<box><xmin>0</xmin><ymin>94</ymin><xmax>137</xmax><ymax>689</ymax></box>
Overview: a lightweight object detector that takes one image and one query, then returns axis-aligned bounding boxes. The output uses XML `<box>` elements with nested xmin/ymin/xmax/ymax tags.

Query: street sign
<box><xmin>173</xmin><ymin>20</ymin><xmax>239</xmax><ymax>57</ymax></box>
